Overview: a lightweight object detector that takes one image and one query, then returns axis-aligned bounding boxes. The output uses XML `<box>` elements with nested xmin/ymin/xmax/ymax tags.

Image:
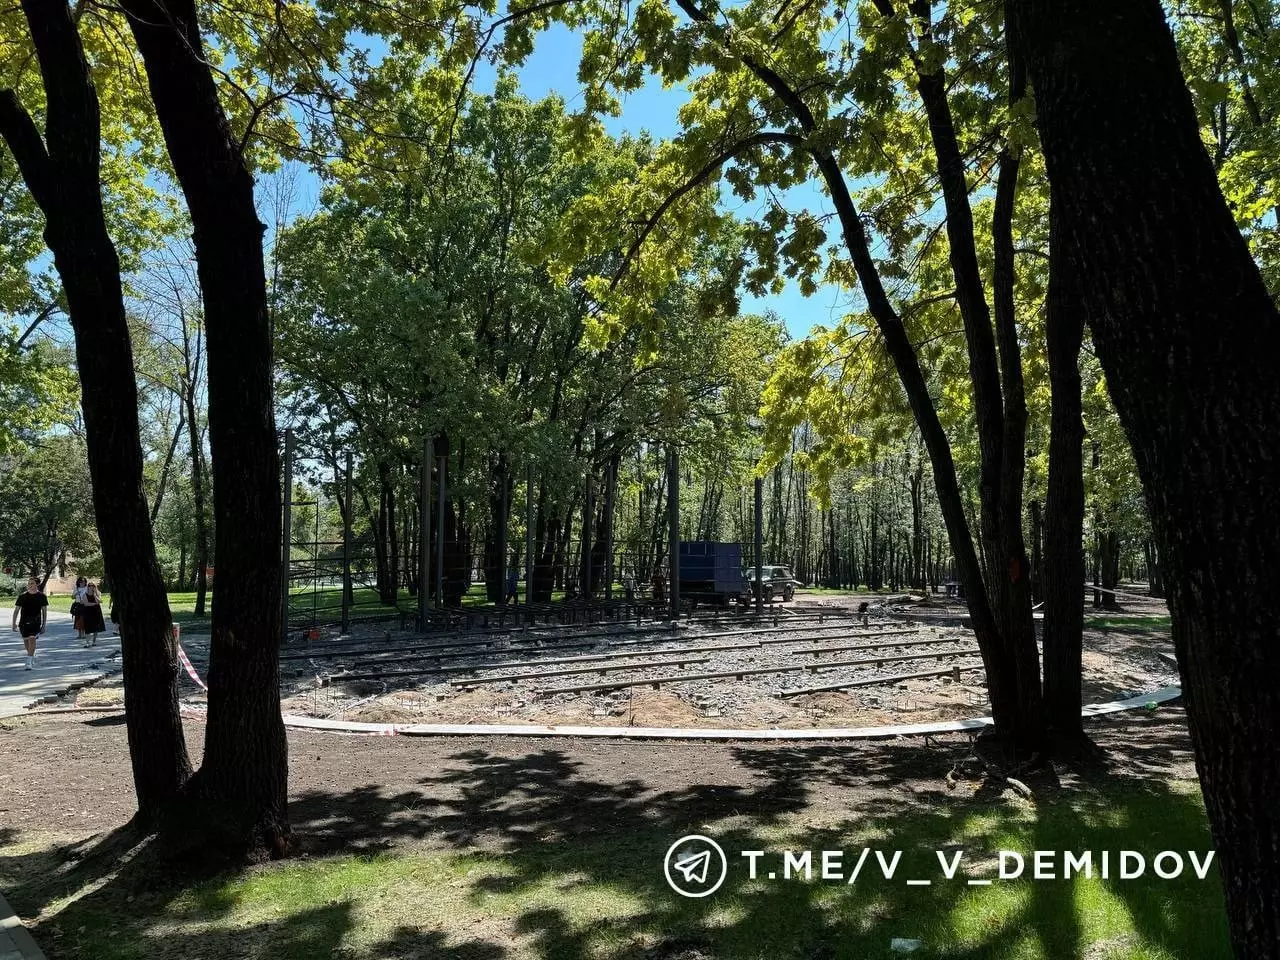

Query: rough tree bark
<box><xmin>987</xmin><ymin>39</ymin><xmax>1041</xmax><ymax>744</ymax></box>
<box><xmin>123</xmin><ymin>0</ymin><xmax>288</xmax><ymax>855</ymax></box>
<box><xmin>1041</xmin><ymin>206</ymin><xmax>1085</xmax><ymax>743</ymax></box>
<box><xmin>1009</xmin><ymin>0</ymin><xmax>1280</xmax><ymax>953</ymax></box>
<box><xmin>0</xmin><ymin>0</ymin><xmax>191</xmax><ymax>818</ymax></box>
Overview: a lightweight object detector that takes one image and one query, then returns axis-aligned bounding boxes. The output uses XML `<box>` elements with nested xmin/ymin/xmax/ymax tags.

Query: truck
<box><xmin>677</xmin><ymin>541</ymin><xmax>749</xmax><ymax>608</ymax></box>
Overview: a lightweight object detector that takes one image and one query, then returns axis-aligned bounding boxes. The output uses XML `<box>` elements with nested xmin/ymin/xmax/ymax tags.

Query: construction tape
<box><xmin>177</xmin><ymin>644</ymin><xmax>207</xmax><ymax>691</ymax></box>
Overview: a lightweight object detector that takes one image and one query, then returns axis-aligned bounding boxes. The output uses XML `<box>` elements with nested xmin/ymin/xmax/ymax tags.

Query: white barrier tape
<box><xmin>1082</xmin><ymin>583</ymin><xmax>1164</xmax><ymax>603</ymax></box>
<box><xmin>177</xmin><ymin>644</ymin><xmax>207</xmax><ymax>691</ymax></box>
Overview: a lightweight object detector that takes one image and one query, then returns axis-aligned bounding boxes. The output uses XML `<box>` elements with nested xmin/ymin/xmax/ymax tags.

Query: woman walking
<box><xmin>72</xmin><ymin>575</ymin><xmax>88</xmax><ymax>639</ymax></box>
<box><xmin>80</xmin><ymin>582</ymin><xmax>106</xmax><ymax>647</ymax></box>
<box><xmin>11</xmin><ymin>576</ymin><xmax>47</xmax><ymax>670</ymax></box>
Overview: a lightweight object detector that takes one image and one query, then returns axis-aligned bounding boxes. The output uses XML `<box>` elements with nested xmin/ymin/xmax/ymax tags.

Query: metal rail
<box><xmin>778</xmin><ymin>662</ymin><xmax>984</xmax><ymax>698</ymax></box>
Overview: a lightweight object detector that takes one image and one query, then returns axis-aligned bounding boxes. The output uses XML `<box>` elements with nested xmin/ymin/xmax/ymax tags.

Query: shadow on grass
<box><xmin>1</xmin><ymin>713</ymin><xmax>1229</xmax><ymax>959</ymax></box>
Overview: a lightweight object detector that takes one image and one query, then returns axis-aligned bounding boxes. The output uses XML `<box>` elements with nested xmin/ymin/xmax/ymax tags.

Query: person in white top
<box><xmin>72</xmin><ymin>576</ymin><xmax>88</xmax><ymax>639</ymax></box>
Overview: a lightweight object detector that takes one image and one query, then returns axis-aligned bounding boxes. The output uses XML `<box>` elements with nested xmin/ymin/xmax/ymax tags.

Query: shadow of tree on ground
<box><xmin>0</xmin><ymin>710</ymin><xmax>1228</xmax><ymax>959</ymax></box>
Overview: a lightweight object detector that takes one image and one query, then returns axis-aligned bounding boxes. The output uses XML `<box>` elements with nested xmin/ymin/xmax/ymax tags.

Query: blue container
<box><xmin>678</xmin><ymin>542</ymin><xmax>745</xmax><ymax>600</ymax></box>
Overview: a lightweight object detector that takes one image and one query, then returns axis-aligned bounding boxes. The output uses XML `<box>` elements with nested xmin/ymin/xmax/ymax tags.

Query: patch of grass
<box><xmin>7</xmin><ymin>781</ymin><xmax>1227</xmax><ymax>960</ymax></box>
<box><xmin>41</xmin><ymin>591</ymin><xmax>209</xmax><ymax>625</ymax></box>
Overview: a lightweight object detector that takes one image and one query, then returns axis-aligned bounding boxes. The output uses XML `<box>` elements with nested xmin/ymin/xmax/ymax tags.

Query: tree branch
<box><xmin>0</xmin><ymin>89</ymin><xmax>54</xmax><ymax>211</ymax></box>
<box><xmin>611</xmin><ymin>130</ymin><xmax>803</xmax><ymax>290</ymax></box>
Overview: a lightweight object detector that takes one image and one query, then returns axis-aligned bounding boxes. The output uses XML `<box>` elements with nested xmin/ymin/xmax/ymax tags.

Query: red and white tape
<box><xmin>177</xmin><ymin>644</ymin><xmax>207</xmax><ymax>691</ymax></box>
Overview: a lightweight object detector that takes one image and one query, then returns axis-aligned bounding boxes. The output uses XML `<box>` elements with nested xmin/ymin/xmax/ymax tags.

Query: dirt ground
<box><xmin>0</xmin><ymin>703</ymin><xmax>1198</xmax><ymax>853</ymax></box>
<box><xmin>0</xmin><ymin>592</ymin><xmax>1201</xmax><ymax>960</ymax></box>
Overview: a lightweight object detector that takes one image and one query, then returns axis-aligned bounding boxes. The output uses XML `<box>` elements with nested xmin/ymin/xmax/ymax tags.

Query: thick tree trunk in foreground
<box><xmin>0</xmin><ymin>0</ymin><xmax>191</xmax><ymax>817</ymax></box>
<box><xmin>1010</xmin><ymin>0</ymin><xmax>1280</xmax><ymax>953</ymax></box>
<box><xmin>124</xmin><ymin>0</ymin><xmax>288</xmax><ymax>856</ymax></box>
<box><xmin>1041</xmin><ymin>208</ymin><xmax>1085</xmax><ymax>743</ymax></box>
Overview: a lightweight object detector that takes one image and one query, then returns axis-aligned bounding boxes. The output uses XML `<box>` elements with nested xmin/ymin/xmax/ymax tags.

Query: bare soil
<box><xmin>49</xmin><ymin>591</ymin><xmax>1177</xmax><ymax>733</ymax></box>
<box><xmin>0</xmin><ymin>702</ymin><xmax>1197</xmax><ymax>851</ymax></box>
<box><xmin>264</xmin><ymin>592</ymin><xmax>1177</xmax><ymax>731</ymax></box>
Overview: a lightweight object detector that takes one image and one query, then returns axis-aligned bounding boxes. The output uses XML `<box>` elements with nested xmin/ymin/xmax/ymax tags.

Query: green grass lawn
<box><xmin>41</xmin><ymin>591</ymin><xmax>209</xmax><ymax>625</ymax></box>
<box><xmin>3</xmin><ymin>780</ymin><xmax>1226</xmax><ymax>960</ymax></box>
<box><xmin>38</xmin><ymin>580</ymin><xmax>589</xmax><ymax>629</ymax></box>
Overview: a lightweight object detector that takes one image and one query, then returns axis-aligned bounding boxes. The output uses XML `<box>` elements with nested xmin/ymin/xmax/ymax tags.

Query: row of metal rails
<box><xmin>384</xmin><ymin>594</ymin><xmax>807</xmax><ymax>632</ymax></box>
<box><xmin>285</xmin><ymin>612</ymin><xmax>985</xmax><ymax>700</ymax></box>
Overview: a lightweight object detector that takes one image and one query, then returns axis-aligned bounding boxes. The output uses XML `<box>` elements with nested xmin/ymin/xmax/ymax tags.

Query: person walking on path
<box><xmin>11</xmin><ymin>576</ymin><xmax>47</xmax><ymax>670</ymax></box>
<box><xmin>72</xmin><ymin>575</ymin><xmax>88</xmax><ymax>639</ymax></box>
<box><xmin>80</xmin><ymin>582</ymin><xmax>106</xmax><ymax>647</ymax></box>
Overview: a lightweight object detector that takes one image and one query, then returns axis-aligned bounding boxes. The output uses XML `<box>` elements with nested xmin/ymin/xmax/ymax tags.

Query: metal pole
<box><xmin>603</xmin><ymin>458</ymin><xmax>616</xmax><ymax>601</ymax></box>
<box><xmin>668</xmin><ymin>445</ymin><xmax>680</xmax><ymax>619</ymax></box>
<box><xmin>419</xmin><ymin>436</ymin><xmax>432</xmax><ymax>629</ymax></box>
<box><xmin>526</xmin><ymin>461</ymin><xmax>534</xmax><ymax>607</ymax></box>
<box><xmin>435</xmin><ymin>449</ymin><xmax>447</xmax><ymax>606</ymax></box>
<box><xmin>280</xmin><ymin>428</ymin><xmax>295</xmax><ymax>643</ymax></box>
<box><xmin>755</xmin><ymin>475</ymin><xmax>764</xmax><ymax>616</ymax></box>
<box><xmin>342</xmin><ymin>450</ymin><xmax>353</xmax><ymax>634</ymax></box>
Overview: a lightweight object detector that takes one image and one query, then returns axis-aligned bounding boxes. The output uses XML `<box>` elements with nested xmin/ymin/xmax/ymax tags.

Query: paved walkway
<box><xmin>0</xmin><ymin>892</ymin><xmax>45</xmax><ymax>960</ymax></box>
<box><xmin>1</xmin><ymin>609</ymin><xmax>121</xmax><ymax>719</ymax></box>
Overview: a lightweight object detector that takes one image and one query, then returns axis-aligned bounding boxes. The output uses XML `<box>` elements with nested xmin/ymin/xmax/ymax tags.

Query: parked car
<box><xmin>742</xmin><ymin>565</ymin><xmax>797</xmax><ymax>602</ymax></box>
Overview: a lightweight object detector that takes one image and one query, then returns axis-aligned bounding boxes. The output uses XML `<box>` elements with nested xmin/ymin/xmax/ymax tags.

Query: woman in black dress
<box><xmin>80</xmin><ymin>582</ymin><xmax>106</xmax><ymax>646</ymax></box>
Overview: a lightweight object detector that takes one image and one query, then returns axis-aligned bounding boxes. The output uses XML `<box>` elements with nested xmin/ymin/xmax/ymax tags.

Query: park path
<box><xmin>0</xmin><ymin>611</ymin><xmax>121</xmax><ymax>720</ymax></box>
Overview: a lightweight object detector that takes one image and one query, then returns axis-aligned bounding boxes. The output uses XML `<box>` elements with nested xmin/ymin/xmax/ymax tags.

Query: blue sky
<box><xmin>492</xmin><ymin>23</ymin><xmax>854</xmax><ymax>340</ymax></box>
<box><xmin>280</xmin><ymin>24</ymin><xmax>854</xmax><ymax>341</ymax></box>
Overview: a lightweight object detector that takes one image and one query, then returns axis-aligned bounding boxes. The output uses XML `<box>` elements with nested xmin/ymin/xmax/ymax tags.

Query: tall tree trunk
<box><xmin>124</xmin><ymin>0</ymin><xmax>288</xmax><ymax>856</ymax></box>
<box><xmin>909</xmin><ymin>462</ymin><xmax>924</xmax><ymax>589</ymax></box>
<box><xmin>1041</xmin><ymin>206</ymin><xmax>1086</xmax><ymax>743</ymax></box>
<box><xmin>1145</xmin><ymin>540</ymin><xmax>1165</xmax><ymax>598</ymax></box>
<box><xmin>1100</xmin><ymin>530</ymin><xmax>1120</xmax><ymax>609</ymax></box>
<box><xmin>1027</xmin><ymin>499</ymin><xmax>1043</xmax><ymax>604</ymax></box>
<box><xmin>150</xmin><ymin>411</ymin><xmax>185</xmax><ymax>526</ymax></box>
<box><xmin>375</xmin><ymin>463</ymin><xmax>391</xmax><ymax>601</ymax></box>
<box><xmin>183</xmin><ymin>322</ymin><xmax>209</xmax><ymax>618</ymax></box>
<box><xmin>484</xmin><ymin>456</ymin><xmax>507</xmax><ymax>603</ymax></box>
<box><xmin>0</xmin><ymin>0</ymin><xmax>191</xmax><ymax>819</ymax></box>
<box><xmin>989</xmin><ymin>48</ymin><xmax>1042</xmax><ymax>741</ymax></box>
<box><xmin>1010</xmin><ymin>0</ymin><xmax>1280</xmax><ymax>952</ymax></box>
<box><xmin>386</xmin><ymin>466</ymin><xmax>400</xmax><ymax>603</ymax></box>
